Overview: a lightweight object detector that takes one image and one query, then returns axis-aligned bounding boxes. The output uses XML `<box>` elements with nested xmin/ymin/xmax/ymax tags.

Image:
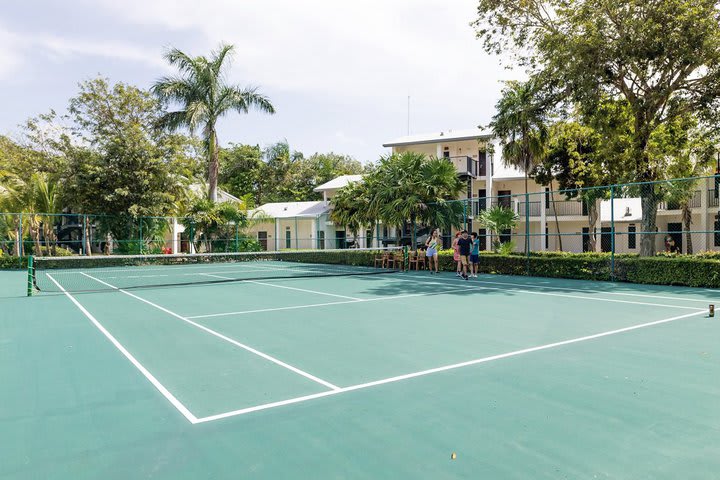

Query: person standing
<box><xmin>457</xmin><ymin>230</ymin><xmax>472</xmax><ymax>280</ymax></box>
<box><xmin>469</xmin><ymin>232</ymin><xmax>480</xmax><ymax>278</ymax></box>
<box><xmin>452</xmin><ymin>231</ymin><xmax>462</xmax><ymax>277</ymax></box>
<box><xmin>425</xmin><ymin>228</ymin><xmax>441</xmax><ymax>274</ymax></box>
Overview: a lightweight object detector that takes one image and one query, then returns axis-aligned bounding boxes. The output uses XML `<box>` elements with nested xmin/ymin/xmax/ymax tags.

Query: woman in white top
<box><xmin>425</xmin><ymin>228</ymin><xmax>440</xmax><ymax>274</ymax></box>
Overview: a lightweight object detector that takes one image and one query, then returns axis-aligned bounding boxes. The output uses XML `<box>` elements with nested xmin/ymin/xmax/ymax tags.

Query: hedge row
<box><xmin>3</xmin><ymin>249</ymin><xmax>719</xmax><ymax>288</ymax></box>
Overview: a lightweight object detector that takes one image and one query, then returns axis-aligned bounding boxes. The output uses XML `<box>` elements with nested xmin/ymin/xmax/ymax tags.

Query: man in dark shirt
<box><xmin>456</xmin><ymin>230</ymin><xmax>472</xmax><ymax>280</ymax></box>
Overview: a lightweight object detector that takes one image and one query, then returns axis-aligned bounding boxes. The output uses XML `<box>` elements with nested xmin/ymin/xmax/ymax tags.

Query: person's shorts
<box><xmin>469</xmin><ymin>254</ymin><xmax>479</xmax><ymax>264</ymax></box>
<box><xmin>426</xmin><ymin>247</ymin><xmax>437</xmax><ymax>257</ymax></box>
<box><xmin>460</xmin><ymin>255</ymin><xmax>469</xmax><ymax>266</ymax></box>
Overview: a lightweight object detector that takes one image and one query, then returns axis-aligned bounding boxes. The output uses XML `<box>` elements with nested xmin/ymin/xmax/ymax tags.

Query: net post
<box><xmin>610</xmin><ymin>185</ymin><xmax>616</xmax><ymax>281</ymax></box>
<box><xmin>26</xmin><ymin>255</ymin><xmax>34</xmax><ymax>297</ymax></box>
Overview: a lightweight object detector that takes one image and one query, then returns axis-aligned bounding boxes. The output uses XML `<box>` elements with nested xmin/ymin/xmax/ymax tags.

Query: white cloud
<box><xmin>0</xmin><ymin>28</ymin><xmax>24</xmax><ymax>79</ymax></box>
<box><xmin>89</xmin><ymin>0</ymin><xmax>519</xmax><ymax>102</ymax></box>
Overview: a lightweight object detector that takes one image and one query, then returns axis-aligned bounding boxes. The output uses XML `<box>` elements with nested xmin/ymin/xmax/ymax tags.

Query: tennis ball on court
<box><xmin>451</xmin><ymin>452</ymin><xmax>457</xmax><ymax>460</ymax></box>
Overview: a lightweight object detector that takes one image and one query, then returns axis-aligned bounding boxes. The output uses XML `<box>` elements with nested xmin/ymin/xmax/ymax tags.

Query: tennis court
<box><xmin>1</xmin><ymin>253</ymin><xmax>719</xmax><ymax>479</ymax></box>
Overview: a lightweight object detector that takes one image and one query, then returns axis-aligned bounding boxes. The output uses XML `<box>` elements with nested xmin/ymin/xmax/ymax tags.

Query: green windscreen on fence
<box><xmin>30</xmin><ymin>247</ymin><xmax>402</xmax><ymax>294</ymax></box>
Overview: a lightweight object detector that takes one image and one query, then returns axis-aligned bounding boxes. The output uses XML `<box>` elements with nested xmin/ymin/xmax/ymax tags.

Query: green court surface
<box><xmin>1</xmin><ymin>264</ymin><xmax>719</xmax><ymax>479</ymax></box>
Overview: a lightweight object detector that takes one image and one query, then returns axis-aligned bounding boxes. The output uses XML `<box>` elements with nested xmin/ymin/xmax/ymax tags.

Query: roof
<box><xmin>601</xmin><ymin>197</ymin><xmax>642</xmax><ymax>222</ymax></box>
<box><xmin>383</xmin><ymin>128</ymin><xmax>493</xmax><ymax>147</ymax></box>
<box><xmin>491</xmin><ymin>161</ymin><xmax>525</xmax><ymax>180</ymax></box>
<box><xmin>189</xmin><ymin>184</ymin><xmax>241</xmax><ymax>203</ymax></box>
<box><xmin>313</xmin><ymin>175</ymin><xmax>364</xmax><ymax>192</ymax></box>
<box><xmin>251</xmin><ymin>201</ymin><xmax>330</xmax><ymax>218</ymax></box>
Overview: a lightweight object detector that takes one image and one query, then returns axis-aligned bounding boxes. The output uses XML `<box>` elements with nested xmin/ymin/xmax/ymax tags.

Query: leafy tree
<box><xmin>62</xmin><ymin>77</ymin><xmax>199</xmax><ymax>253</ymax></box>
<box><xmin>474</xmin><ymin>0</ymin><xmax>720</xmax><ymax>255</ymax></box>
<box><xmin>182</xmin><ymin>196</ymin><xmax>259</xmax><ymax>253</ymax></box>
<box><xmin>219</xmin><ymin>143</ymin><xmax>264</xmax><ymax>204</ymax></box>
<box><xmin>152</xmin><ymin>43</ymin><xmax>275</xmax><ymax>202</ymax></box>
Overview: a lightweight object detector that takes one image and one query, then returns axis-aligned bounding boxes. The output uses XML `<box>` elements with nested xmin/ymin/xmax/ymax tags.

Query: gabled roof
<box><xmin>189</xmin><ymin>184</ymin><xmax>241</xmax><ymax>203</ymax></box>
<box><xmin>313</xmin><ymin>175</ymin><xmax>364</xmax><ymax>192</ymax></box>
<box><xmin>251</xmin><ymin>201</ymin><xmax>329</xmax><ymax>218</ymax></box>
<box><xmin>383</xmin><ymin>128</ymin><xmax>493</xmax><ymax>147</ymax></box>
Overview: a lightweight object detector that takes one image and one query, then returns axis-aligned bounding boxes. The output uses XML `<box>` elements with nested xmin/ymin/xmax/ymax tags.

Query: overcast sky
<box><xmin>0</xmin><ymin>1</ymin><xmax>521</xmax><ymax>162</ymax></box>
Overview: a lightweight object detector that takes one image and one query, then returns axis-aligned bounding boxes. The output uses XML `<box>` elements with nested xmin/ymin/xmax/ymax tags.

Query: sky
<box><xmin>0</xmin><ymin>0</ymin><xmax>520</xmax><ymax>163</ymax></box>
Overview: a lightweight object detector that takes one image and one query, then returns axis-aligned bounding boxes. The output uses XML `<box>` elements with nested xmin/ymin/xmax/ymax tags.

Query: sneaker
<box><xmin>456</xmin><ymin>272</ymin><xmax>461</xmax><ymax>277</ymax></box>
<box><xmin>463</xmin><ymin>274</ymin><xmax>468</xmax><ymax>280</ymax></box>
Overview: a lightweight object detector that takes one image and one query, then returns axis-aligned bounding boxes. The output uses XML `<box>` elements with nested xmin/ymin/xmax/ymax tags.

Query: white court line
<box><xmin>201</xmin><ymin>273</ymin><xmax>362</xmax><ymax>301</ymax></box>
<box><xmin>393</xmin><ymin>276</ymin><xmax>704</xmax><ymax>311</ymax></box>
<box><xmin>186</xmin><ymin>286</ymin><xmax>469</xmax><ymax>319</ymax></box>
<box><xmin>471</xmin><ymin>277</ymin><xmax>720</xmax><ymax>304</ymax></box>
<box><xmin>46</xmin><ymin>273</ymin><xmax>199</xmax><ymax>424</ymax></box>
<box><xmin>79</xmin><ymin>272</ymin><xmax>341</xmax><ymax>391</ymax></box>
<box><xmin>194</xmin><ymin>309</ymin><xmax>708</xmax><ymax>423</ymax></box>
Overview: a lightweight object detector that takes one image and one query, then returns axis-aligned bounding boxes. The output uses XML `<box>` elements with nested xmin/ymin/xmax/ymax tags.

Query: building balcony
<box><xmin>659</xmin><ymin>190</ymin><xmax>702</xmax><ymax>210</ymax></box>
<box><xmin>446</xmin><ymin>156</ymin><xmax>478</xmax><ymax>179</ymax></box>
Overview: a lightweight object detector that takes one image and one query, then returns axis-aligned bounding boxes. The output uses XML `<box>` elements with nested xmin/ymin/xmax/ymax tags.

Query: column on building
<box><xmin>274</xmin><ymin>218</ymin><xmax>280</xmax><ymax>251</ymax></box>
<box><xmin>485</xmin><ymin>145</ymin><xmax>494</xmax><ymax>251</ymax></box>
<box><xmin>171</xmin><ymin>217</ymin><xmax>180</xmax><ymax>254</ymax></box>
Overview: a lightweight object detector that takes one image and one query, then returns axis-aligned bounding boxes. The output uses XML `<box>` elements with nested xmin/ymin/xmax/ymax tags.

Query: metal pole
<box><xmin>294</xmin><ymin>217</ymin><xmax>299</xmax><ymax>249</ymax></box>
<box><xmin>139</xmin><ymin>217</ymin><xmax>143</xmax><ymax>254</ymax></box>
<box><xmin>82</xmin><ymin>214</ymin><xmax>87</xmax><ymax>256</ymax></box>
<box><xmin>525</xmin><ymin>192</ymin><xmax>530</xmax><ymax>275</ymax></box>
<box><xmin>610</xmin><ymin>186</ymin><xmax>616</xmax><ymax>281</ymax></box>
<box><xmin>26</xmin><ymin>255</ymin><xmax>34</xmax><ymax>297</ymax></box>
<box><xmin>235</xmin><ymin>223</ymin><xmax>239</xmax><ymax>252</ymax></box>
<box><xmin>18</xmin><ymin>212</ymin><xmax>23</xmax><ymax>258</ymax></box>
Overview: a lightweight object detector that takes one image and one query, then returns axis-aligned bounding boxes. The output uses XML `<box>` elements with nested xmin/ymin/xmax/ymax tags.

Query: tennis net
<box><xmin>30</xmin><ymin>247</ymin><xmax>402</xmax><ymax>294</ymax></box>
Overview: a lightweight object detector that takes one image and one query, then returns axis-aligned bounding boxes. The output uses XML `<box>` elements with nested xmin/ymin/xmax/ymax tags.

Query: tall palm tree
<box><xmin>491</xmin><ymin>80</ymin><xmax>549</xmax><ymax>252</ymax></box>
<box><xmin>330</xmin><ymin>181</ymin><xmax>373</xmax><ymax>246</ymax></box>
<box><xmin>152</xmin><ymin>43</ymin><xmax>275</xmax><ymax>202</ymax></box>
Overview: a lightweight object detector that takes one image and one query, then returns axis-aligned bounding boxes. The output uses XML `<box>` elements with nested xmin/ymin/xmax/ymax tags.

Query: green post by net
<box><xmin>26</xmin><ymin>255</ymin><xmax>34</xmax><ymax>297</ymax></box>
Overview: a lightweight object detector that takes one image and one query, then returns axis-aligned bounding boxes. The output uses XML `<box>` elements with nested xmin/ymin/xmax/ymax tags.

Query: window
<box><xmin>545</xmin><ymin>188</ymin><xmax>550</xmax><ymax>208</ymax></box>
<box><xmin>285</xmin><ymin>228</ymin><xmax>292</xmax><ymax>249</ymax></box>
<box><xmin>714</xmin><ymin>219</ymin><xmax>720</xmax><ymax>247</ymax></box>
<box><xmin>443</xmin><ymin>148</ymin><xmax>450</xmax><ymax>158</ymax></box>
<box><xmin>545</xmin><ymin>227</ymin><xmax>549</xmax><ymax>249</ymax></box>
<box><xmin>477</xmin><ymin>189</ymin><xmax>487</xmax><ymax>215</ymax></box>
<box><xmin>478</xmin><ymin>151</ymin><xmax>487</xmax><ymax>176</ymax></box>
<box><xmin>628</xmin><ymin>224</ymin><xmax>636</xmax><ymax>249</ymax></box>
<box><xmin>317</xmin><ymin>230</ymin><xmax>325</xmax><ymax>250</ymax></box>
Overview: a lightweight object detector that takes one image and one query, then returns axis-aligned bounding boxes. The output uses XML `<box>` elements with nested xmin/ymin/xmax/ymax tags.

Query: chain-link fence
<box><xmin>4</xmin><ymin>176</ymin><xmax>720</xmax><ymax>278</ymax></box>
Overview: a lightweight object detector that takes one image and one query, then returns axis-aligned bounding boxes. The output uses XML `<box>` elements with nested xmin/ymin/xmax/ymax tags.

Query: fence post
<box><xmin>138</xmin><ymin>217</ymin><xmax>143</xmax><ymax>254</ymax></box>
<box><xmin>294</xmin><ymin>216</ymin><xmax>299</xmax><ymax>249</ymax></box>
<box><xmin>525</xmin><ymin>192</ymin><xmax>530</xmax><ymax>276</ymax></box>
<box><xmin>81</xmin><ymin>214</ymin><xmax>87</xmax><ymax>256</ymax></box>
<box><xmin>235</xmin><ymin>223</ymin><xmax>239</xmax><ymax>252</ymax></box>
<box><xmin>18</xmin><ymin>212</ymin><xmax>23</xmax><ymax>259</ymax></box>
<box><xmin>610</xmin><ymin>185</ymin><xmax>616</xmax><ymax>281</ymax></box>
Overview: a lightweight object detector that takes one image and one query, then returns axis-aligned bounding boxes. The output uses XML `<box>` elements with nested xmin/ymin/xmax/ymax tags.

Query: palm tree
<box><xmin>152</xmin><ymin>43</ymin><xmax>275</xmax><ymax>202</ymax></box>
<box><xmin>490</xmin><ymin>80</ymin><xmax>549</xmax><ymax>252</ymax></box>
<box><xmin>477</xmin><ymin>206</ymin><xmax>519</xmax><ymax>252</ymax></box>
<box><xmin>369</xmin><ymin>152</ymin><xmax>465</xmax><ymax>246</ymax></box>
<box><xmin>330</xmin><ymin>181</ymin><xmax>373</xmax><ymax>247</ymax></box>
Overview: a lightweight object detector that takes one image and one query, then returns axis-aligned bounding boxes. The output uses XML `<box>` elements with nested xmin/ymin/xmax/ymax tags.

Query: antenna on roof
<box><xmin>407</xmin><ymin>95</ymin><xmax>410</xmax><ymax>135</ymax></box>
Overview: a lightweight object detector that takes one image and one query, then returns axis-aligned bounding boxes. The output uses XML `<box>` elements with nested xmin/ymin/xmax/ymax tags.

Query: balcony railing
<box><xmin>517</xmin><ymin>201</ymin><xmax>541</xmax><ymax>217</ymax></box>
<box><xmin>659</xmin><ymin>190</ymin><xmax>702</xmax><ymax>210</ymax></box>
<box><xmin>547</xmin><ymin>200</ymin><xmax>586</xmax><ymax>216</ymax></box>
<box><xmin>446</xmin><ymin>156</ymin><xmax>478</xmax><ymax>178</ymax></box>
<box><xmin>709</xmin><ymin>189</ymin><xmax>720</xmax><ymax>208</ymax></box>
